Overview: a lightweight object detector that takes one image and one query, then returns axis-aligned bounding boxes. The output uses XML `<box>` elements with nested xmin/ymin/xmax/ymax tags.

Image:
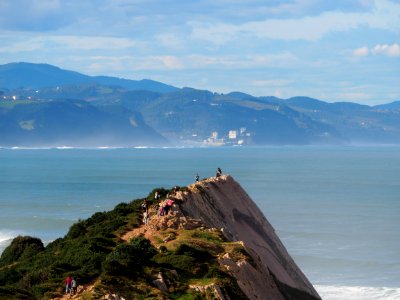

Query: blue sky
<box><xmin>0</xmin><ymin>0</ymin><xmax>399</xmax><ymax>104</ymax></box>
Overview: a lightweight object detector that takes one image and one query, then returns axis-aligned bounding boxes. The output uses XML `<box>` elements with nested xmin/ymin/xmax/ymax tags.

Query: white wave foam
<box><xmin>9</xmin><ymin>146</ymin><xmax>52</xmax><ymax>150</ymax></box>
<box><xmin>0</xmin><ymin>230</ymin><xmax>21</xmax><ymax>254</ymax></box>
<box><xmin>0</xmin><ymin>231</ymin><xmax>18</xmax><ymax>244</ymax></box>
<box><xmin>315</xmin><ymin>285</ymin><xmax>400</xmax><ymax>300</ymax></box>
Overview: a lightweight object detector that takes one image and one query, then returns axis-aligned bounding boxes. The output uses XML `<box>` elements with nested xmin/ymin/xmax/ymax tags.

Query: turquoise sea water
<box><xmin>0</xmin><ymin>146</ymin><xmax>399</xmax><ymax>299</ymax></box>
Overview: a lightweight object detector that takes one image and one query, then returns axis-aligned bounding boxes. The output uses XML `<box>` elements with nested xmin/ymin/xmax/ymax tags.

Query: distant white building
<box><xmin>240</xmin><ymin>127</ymin><xmax>246</xmax><ymax>134</ymax></box>
<box><xmin>228</xmin><ymin>130</ymin><xmax>237</xmax><ymax>139</ymax></box>
<box><xmin>211</xmin><ymin>131</ymin><xmax>218</xmax><ymax>139</ymax></box>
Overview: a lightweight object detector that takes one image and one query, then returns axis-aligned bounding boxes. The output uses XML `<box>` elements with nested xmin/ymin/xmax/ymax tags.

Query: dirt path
<box><xmin>52</xmin><ymin>192</ymin><xmax>201</xmax><ymax>299</ymax></box>
<box><xmin>52</xmin><ymin>283</ymin><xmax>96</xmax><ymax>300</ymax></box>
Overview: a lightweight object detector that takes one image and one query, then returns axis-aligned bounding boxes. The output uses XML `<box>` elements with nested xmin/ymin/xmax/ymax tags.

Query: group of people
<box><xmin>156</xmin><ymin>197</ymin><xmax>175</xmax><ymax>216</ymax></box>
<box><xmin>195</xmin><ymin>167</ymin><xmax>223</xmax><ymax>182</ymax></box>
<box><xmin>140</xmin><ymin>168</ymin><xmax>224</xmax><ymax>226</ymax></box>
<box><xmin>62</xmin><ymin>167</ymin><xmax>225</xmax><ymax>297</ymax></box>
<box><xmin>140</xmin><ymin>195</ymin><xmax>176</xmax><ymax>225</ymax></box>
<box><xmin>65</xmin><ymin>275</ymin><xmax>77</xmax><ymax>296</ymax></box>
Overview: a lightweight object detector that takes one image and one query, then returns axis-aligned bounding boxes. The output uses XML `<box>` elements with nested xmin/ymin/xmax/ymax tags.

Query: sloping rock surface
<box><xmin>177</xmin><ymin>175</ymin><xmax>321</xmax><ymax>300</ymax></box>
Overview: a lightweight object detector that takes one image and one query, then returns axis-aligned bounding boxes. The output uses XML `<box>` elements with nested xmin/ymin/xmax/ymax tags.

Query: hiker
<box><xmin>141</xmin><ymin>200</ymin><xmax>149</xmax><ymax>213</ymax></box>
<box><xmin>71</xmin><ymin>278</ymin><xmax>77</xmax><ymax>295</ymax></box>
<box><xmin>154</xmin><ymin>203</ymin><xmax>160</xmax><ymax>215</ymax></box>
<box><xmin>216</xmin><ymin>167</ymin><xmax>222</xmax><ymax>178</ymax></box>
<box><xmin>159</xmin><ymin>203</ymin><xmax>165</xmax><ymax>216</ymax></box>
<box><xmin>154</xmin><ymin>191</ymin><xmax>159</xmax><ymax>200</ymax></box>
<box><xmin>164</xmin><ymin>202</ymin><xmax>170</xmax><ymax>215</ymax></box>
<box><xmin>143</xmin><ymin>211</ymin><xmax>149</xmax><ymax>225</ymax></box>
<box><xmin>65</xmin><ymin>275</ymin><xmax>72</xmax><ymax>294</ymax></box>
<box><xmin>165</xmin><ymin>198</ymin><xmax>174</xmax><ymax>215</ymax></box>
<box><xmin>195</xmin><ymin>174</ymin><xmax>199</xmax><ymax>182</ymax></box>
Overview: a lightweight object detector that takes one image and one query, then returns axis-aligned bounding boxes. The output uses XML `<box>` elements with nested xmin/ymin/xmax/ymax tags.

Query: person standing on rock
<box><xmin>195</xmin><ymin>173</ymin><xmax>200</xmax><ymax>182</ymax></box>
<box><xmin>143</xmin><ymin>210</ymin><xmax>149</xmax><ymax>225</ymax></box>
<box><xmin>216</xmin><ymin>167</ymin><xmax>222</xmax><ymax>178</ymax></box>
<box><xmin>141</xmin><ymin>200</ymin><xmax>149</xmax><ymax>213</ymax></box>
<box><xmin>65</xmin><ymin>275</ymin><xmax>72</xmax><ymax>294</ymax></box>
<box><xmin>71</xmin><ymin>278</ymin><xmax>77</xmax><ymax>295</ymax></box>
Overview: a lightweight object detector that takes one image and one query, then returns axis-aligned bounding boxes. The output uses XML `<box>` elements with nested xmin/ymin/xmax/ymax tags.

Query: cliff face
<box><xmin>177</xmin><ymin>175</ymin><xmax>321</xmax><ymax>300</ymax></box>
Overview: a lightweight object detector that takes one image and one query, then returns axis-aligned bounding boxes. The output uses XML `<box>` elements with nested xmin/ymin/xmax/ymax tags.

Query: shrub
<box><xmin>129</xmin><ymin>236</ymin><xmax>157</xmax><ymax>261</ymax></box>
<box><xmin>174</xmin><ymin>244</ymin><xmax>212</xmax><ymax>263</ymax></box>
<box><xmin>67</xmin><ymin>221</ymin><xmax>87</xmax><ymax>239</ymax></box>
<box><xmin>0</xmin><ymin>267</ymin><xmax>21</xmax><ymax>286</ymax></box>
<box><xmin>103</xmin><ymin>237</ymin><xmax>156</xmax><ymax>276</ymax></box>
<box><xmin>0</xmin><ymin>236</ymin><xmax>44</xmax><ymax>266</ymax></box>
<box><xmin>153</xmin><ymin>254</ymin><xmax>196</xmax><ymax>274</ymax></box>
<box><xmin>0</xmin><ymin>286</ymin><xmax>34</xmax><ymax>300</ymax></box>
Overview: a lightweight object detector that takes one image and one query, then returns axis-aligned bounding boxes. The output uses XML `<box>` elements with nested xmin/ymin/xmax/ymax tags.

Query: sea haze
<box><xmin>0</xmin><ymin>146</ymin><xmax>399</xmax><ymax>300</ymax></box>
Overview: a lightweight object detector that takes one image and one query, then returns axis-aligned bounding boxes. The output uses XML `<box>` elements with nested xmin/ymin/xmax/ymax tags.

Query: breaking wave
<box><xmin>0</xmin><ymin>230</ymin><xmax>21</xmax><ymax>254</ymax></box>
<box><xmin>315</xmin><ymin>285</ymin><xmax>400</xmax><ymax>300</ymax></box>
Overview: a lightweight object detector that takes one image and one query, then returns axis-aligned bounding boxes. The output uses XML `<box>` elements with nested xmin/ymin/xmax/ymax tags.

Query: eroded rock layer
<box><xmin>177</xmin><ymin>175</ymin><xmax>321</xmax><ymax>300</ymax></box>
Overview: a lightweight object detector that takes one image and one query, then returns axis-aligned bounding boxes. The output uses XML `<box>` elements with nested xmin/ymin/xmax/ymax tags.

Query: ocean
<box><xmin>0</xmin><ymin>146</ymin><xmax>399</xmax><ymax>299</ymax></box>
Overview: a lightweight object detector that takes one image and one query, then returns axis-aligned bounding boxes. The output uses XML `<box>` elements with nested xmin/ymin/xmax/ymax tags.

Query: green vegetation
<box><xmin>0</xmin><ymin>187</ymin><xmax>248</xmax><ymax>299</ymax></box>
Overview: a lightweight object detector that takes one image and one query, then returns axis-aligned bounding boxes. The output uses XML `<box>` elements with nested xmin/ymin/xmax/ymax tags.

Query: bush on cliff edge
<box><xmin>0</xmin><ymin>236</ymin><xmax>44</xmax><ymax>267</ymax></box>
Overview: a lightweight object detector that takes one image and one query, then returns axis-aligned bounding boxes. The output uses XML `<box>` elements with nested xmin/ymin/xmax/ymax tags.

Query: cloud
<box><xmin>251</xmin><ymin>79</ymin><xmax>293</xmax><ymax>87</ymax></box>
<box><xmin>352</xmin><ymin>43</ymin><xmax>400</xmax><ymax>58</ymax></box>
<box><xmin>372</xmin><ymin>43</ymin><xmax>400</xmax><ymax>57</ymax></box>
<box><xmin>68</xmin><ymin>51</ymin><xmax>300</xmax><ymax>74</ymax></box>
<box><xmin>0</xmin><ymin>34</ymin><xmax>137</xmax><ymax>53</ymax></box>
<box><xmin>353</xmin><ymin>46</ymin><xmax>369</xmax><ymax>57</ymax></box>
<box><xmin>51</xmin><ymin>36</ymin><xmax>137</xmax><ymax>51</ymax></box>
<box><xmin>185</xmin><ymin>52</ymin><xmax>300</xmax><ymax>69</ymax></box>
<box><xmin>155</xmin><ymin>33</ymin><xmax>185</xmax><ymax>50</ymax></box>
<box><xmin>0</xmin><ymin>0</ymin><xmax>74</xmax><ymax>31</ymax></box>
<box><xmin>190</xmin><ymin>0</ymin><xmax>400</xmax><ymax>43</ymax></box>
<box><xmin>336</xmin><ymin>92</ymin><xmax>373</xmax><ymax>101</ymax></box>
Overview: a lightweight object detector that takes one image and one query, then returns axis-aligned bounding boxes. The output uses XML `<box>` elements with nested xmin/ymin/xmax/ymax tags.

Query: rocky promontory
<box><xmin>0</xmin><ymin>175</ymin><xmax>320</xmax><ymax>300</ymax></box>
<box><xmin>178</xmin><ymin>175</ymin><xmax>320</xmax><ymax>299</ymax></box>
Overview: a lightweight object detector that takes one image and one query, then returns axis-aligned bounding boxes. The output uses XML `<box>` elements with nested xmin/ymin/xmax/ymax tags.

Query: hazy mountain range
<box><xmin>1</xmin><ymin>62</ymin><xmax>399</xmax><ymax>147</ymax></box>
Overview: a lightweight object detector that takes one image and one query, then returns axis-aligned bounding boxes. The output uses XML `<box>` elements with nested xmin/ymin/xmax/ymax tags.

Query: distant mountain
<box><xmin>0</xmin><ymin>62</ymin><xmax>178</xmax><ymax>93</ymax></box>
<box><xmin>284</xmin><ymin>96</ymin><xmax>330</xmax><ymax>110</ymax></box>
<box><xmin>1</xmin><ymin>62</ymin><xmax>399</xmax><ymax>146</ymax></box>
<box><xmin>280</xmin><ymin>97</ymin><xmax>400</xmax><ymax>144</ymax></box>
<box><xmin>108</xmin><ymin>88</ymin><xmax>344</xmax><ymax>145</ymax></box>
<box><xmin>374</xmin><ymin>101</ymin><xmax>400</xmax><ymax>110</ymax></box>
<box><xmin>0</xmin><ymin>99</ymin><xmax>167</xmax><ymax>147</ymax></box>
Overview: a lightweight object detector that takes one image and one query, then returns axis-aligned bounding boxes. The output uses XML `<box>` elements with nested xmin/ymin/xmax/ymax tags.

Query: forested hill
<box><xmin>0</xmin><ymin>62</ymin><xmax>178</xmax><ymax>93</ymax></box>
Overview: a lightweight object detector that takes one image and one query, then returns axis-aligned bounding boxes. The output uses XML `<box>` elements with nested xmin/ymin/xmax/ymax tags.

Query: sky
<box><xmin>0</xmin><ymin>0</ymin><xmax>399</xmax><ymax>105</ymax></box>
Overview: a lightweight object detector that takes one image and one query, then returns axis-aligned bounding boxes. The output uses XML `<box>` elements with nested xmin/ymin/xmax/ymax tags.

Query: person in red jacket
<box><xmin>65</xmin><ymin>275</ymin><xmax>72</xmax><ymax>294</ymax></box>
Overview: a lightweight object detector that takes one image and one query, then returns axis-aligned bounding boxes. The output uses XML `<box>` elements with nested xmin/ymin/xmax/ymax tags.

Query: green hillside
<box><xmin>0</xmin><ymin>187</ymin><xmax>247</xmax><ymax>300</ymax></box>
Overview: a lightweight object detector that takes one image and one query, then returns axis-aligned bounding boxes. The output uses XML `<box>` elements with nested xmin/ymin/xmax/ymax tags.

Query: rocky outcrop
<box><xmin>176</xmin><ymin>175</ymin><xmax>321</xmax><ymax>300</ymax></box>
